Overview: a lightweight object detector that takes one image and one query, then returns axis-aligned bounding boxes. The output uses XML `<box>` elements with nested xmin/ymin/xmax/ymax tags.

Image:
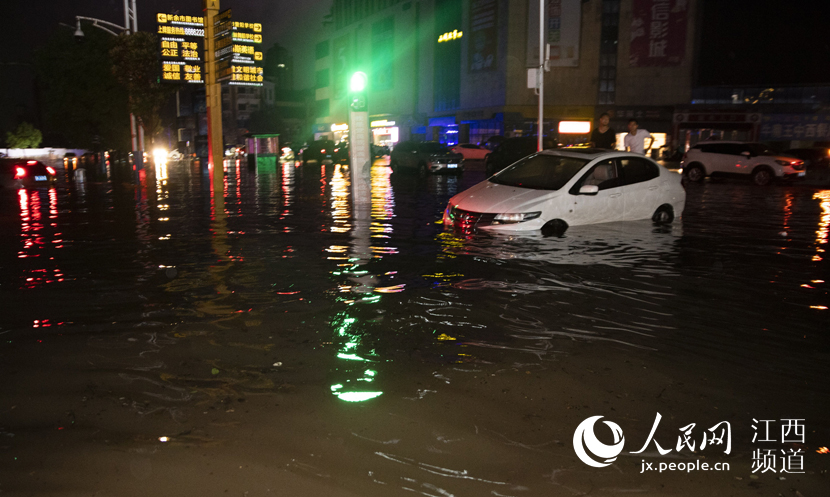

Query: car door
<box><xmin>569</xmin><ymin>159</ymin><xmax>625</xmax><ymax>225</ymax></box>
<box><xmin>618</xmin><ymin>157</ymin><xmax>662</xmax><ymax>220</ymax></box>
<box><xmin>697</xmin><ymin>143</ymin><xmax>727</xmax><ymax>174</ymax></box>
<box><xmin>731</xmin><ymin>143</ymin><xmax>756</xmax><ymax>175</ymax></box>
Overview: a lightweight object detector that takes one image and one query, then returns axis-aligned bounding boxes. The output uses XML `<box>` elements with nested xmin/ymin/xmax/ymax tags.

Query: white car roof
<box><xmin>538</xmin><ymin>148</ymin><xmax>656</xmax><ymax>161</ymax></box>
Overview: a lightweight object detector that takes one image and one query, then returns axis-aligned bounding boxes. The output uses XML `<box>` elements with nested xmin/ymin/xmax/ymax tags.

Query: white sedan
<box><xmin>450</xmin><ymin>143</ymin><xmax>490</xmax><ymax>161</ymax></box>
<box><xmin>443</xmin><ymin>149</ymin><xmax>685</xmax><ymax>235</ymax></box>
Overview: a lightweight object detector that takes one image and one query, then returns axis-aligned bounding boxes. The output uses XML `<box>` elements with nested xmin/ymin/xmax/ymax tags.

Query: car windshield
<box><xmin>421</xmin><ymin>143</ymin><xmax>450</xmax><ymax>154</ymax></box>
<box><xmin>746</xmin><ymin>143</ymin><xmax>777</xmax><ymax>156</ymax></box>
<box><xmin>489</xmin><ymin>154</ymin><xmax>589</xmax><ymax>190</ymax></box>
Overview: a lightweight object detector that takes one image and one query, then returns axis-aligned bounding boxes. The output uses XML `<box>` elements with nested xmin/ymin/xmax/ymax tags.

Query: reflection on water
<box><xmin>1</xmin><ymin>160</ymin><xmax>829</xmax><ymax>494</ymax></box>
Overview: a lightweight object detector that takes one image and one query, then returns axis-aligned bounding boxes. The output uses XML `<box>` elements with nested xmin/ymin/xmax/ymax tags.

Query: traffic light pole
<box><xmin>203</xmin><ymin>0</ymin><xmax>224</xmax><ymax>195</ymax></box>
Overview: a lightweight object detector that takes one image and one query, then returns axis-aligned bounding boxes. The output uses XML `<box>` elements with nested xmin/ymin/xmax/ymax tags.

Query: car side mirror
<box><xmin>579</xmin><ymin>184</ymin><xmax>599</xmax><ymax>195</ymax></box>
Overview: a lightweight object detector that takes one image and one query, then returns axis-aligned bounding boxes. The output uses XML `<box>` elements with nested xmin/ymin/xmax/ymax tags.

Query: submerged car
<box><xmin>0</xmin><ymin>158</ymin><xmax>57</xmax><ymax>189</ymax></box>
<box><xmin>443</xmin><ymin>149</ymin><xmax>685</xmax><ymax>235</ymax></box>
<box><xmin>389</xmin><ymin>141</ymin><xmax>464</xmax><ymax>175</ymax></box>
<box><xmin>451</xmin><ymin>143</ymin><xmax>490</xmax><ymax>161</ymax></box>
<box><xmin>302</xmin><ymin>139</ymin><xmax>335</xmax><ymax>164</ymax></box>
<box><xmin>484</xmin><ymin>136</ymin><xmax>557</xmax><ymax>175</ymax></box>
<box><xmin>681</xmin><ymin>141</ymin><xmax>805</xmax><ymax>185</ymax></box>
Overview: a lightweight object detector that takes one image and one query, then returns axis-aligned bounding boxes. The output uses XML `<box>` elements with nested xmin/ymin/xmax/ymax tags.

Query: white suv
<box><xmin>681</xmin><ymin>141</ymin><xmax>805</xmax><ymax>185</ymax></box>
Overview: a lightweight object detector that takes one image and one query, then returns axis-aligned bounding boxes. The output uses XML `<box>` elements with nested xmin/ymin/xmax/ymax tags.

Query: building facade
<box><xmin>314</xmin><ymin>0</ymin><xmax>697</xmax><ymax>152</ymax></box>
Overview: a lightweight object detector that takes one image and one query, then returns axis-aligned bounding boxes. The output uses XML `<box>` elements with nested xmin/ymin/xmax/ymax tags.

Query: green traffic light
<box><xmin>350</xmin><ymin>71</ymin><xmax>367</xmax><ymax>92</ymax></box>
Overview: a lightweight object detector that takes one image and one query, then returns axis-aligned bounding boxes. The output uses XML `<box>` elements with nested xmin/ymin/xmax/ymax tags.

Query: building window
<box><xmin>239</xmin><ymin>103</ymin><xmax>247</xmax><ymax>111</ymax></box>
<box><xmin>316</xmin><ymin>40</ymin><xmax>330</xmax><ymax>59</ymax></box>
<box><xmin>597</xmin><ymin>0</ymin><xmax>620</xmax><ymax>105</ymax></box>
<box><xmin>316</xmin><ymin>99</ymin><xmax>330</xmax><ymax>118</ymax></box>
<box><xmin>316</xmin><ymin>68</ymin><xmax>330</xmax><ymax>89</ymax></box>
<box><xmin>434</xmin><ymin>0</ymin><xmax>462</xmax><ymax>112</ymax></box>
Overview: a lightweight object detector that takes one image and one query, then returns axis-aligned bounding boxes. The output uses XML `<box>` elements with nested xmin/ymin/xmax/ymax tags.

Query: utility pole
<box><xmin>538</xmin><ymin>0</ymin><xmax>545</xmax><ymax>152</ymax></box>
<box><xmin>203</xmin><ymin>0</ymin><xmax>224</xmax><ymax>194</ymax></box>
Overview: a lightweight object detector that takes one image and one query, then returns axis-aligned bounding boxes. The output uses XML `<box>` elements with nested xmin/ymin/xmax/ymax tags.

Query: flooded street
<box><xmin>1</xmin><ymin>158</ymin><xmax>828</xmax><ymax>496</ymax></box>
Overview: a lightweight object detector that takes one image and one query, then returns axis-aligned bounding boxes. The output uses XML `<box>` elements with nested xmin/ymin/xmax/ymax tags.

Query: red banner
<box><xmin>629</xmin><ymin>0</ymin><xmax>687</xmax><ymax>67</ymax></box>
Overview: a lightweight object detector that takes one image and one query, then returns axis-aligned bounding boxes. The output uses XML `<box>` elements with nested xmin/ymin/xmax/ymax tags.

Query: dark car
<box><xmin>302</xmin><ymin>139</ymin><xmax>335</xmax><ymax>164</ymax></box>
<box><xmin>783</xmin><ymin>147</ymin><xmax>830</xmax><ymax>169</ymax></box>
<box><xmin>0</xmin><ymin>158</ymin><xmax>57</xmax><ymax>189</ymax></box>
<box><xmin>332</xmin><ymin>142</ymin><xmax>349</xmax><ymax>164</ymax></box>
<box><xmin>484</xmin><ymin>137</ymin><xmax>557</xmax><ymax>175</ymax></box>
<box><xmin>389</xmin><ymin>141</ymin><xmax>464</xmax><ymax>176</ymax></box>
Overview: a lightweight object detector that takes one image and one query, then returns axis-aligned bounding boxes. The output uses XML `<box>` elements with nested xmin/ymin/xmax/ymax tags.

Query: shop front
<box><xmin>672</xmin><ymin>110</ymin><xmax>760</xmax><ymax>152</ymax></box>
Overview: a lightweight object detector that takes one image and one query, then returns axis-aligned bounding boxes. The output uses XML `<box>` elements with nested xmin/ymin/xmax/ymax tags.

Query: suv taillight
<box><xmin>14</xmin><ymin>167</ymin><xmax>26</xmax><ymax>179</ymax></box>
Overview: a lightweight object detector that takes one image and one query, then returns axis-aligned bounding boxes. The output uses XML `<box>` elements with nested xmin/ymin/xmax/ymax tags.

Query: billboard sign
<box><xmin>629</xmin><ymin>0</ymin><xmax>688</xmax><ymax>67</ymax></box>
<box><xmin>157</xmin><ymin>13</ymin><xmax>205</xmax><ymax>84</ymax></box>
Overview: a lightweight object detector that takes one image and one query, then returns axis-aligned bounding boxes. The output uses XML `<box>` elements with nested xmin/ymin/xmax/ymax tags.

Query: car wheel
<box><xmin>418</xmin><ymin>162</ymin><xmax>428</xmax><ymax>177</ymax></box>
<box><xmin>752</xmin><ymin>167</ymin><xmax>773</xmax><ymax>186</ymax></box>
<box><xmin>684</xmin><ymin>163</ymin><xmax>705</xmax><ymax>182</ymax></box>
<box><xmin>652</xmin><ymin>204</ymin><xmax>674</xmax><ymax>224</ymax></box>
<box><xmin>541</xmin><ymin>219</ymin><xmax>568</xmax><ymax>237</ymax></box>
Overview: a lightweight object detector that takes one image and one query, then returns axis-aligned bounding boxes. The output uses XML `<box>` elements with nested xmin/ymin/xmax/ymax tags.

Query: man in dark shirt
<box><xmin>590</xmin><ymin>113</ymin><xmax>616</xmax><ymax>149</ymax></box>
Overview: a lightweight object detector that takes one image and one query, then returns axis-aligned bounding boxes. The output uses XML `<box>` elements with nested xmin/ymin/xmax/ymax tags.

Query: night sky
<box><xmin>2</xmin><ymin>0</ymin><xmax>829</xmax><ymax>139</ymax></box>
<box><xmin>697</xmin><ymin>0</ymin><xmax>830</xmax><ymax>85</ymax></box>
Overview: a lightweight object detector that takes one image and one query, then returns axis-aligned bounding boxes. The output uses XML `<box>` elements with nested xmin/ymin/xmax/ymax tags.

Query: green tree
<box><xmin>34</xmin><ymin>28</ymin><xmax>130</xmax><ymax>149</ymax></box>
<box><xmin>6</xmin><ymin>122</ymin><xmax>43</xmax><ymax>148</ymax></box>
<box><xmin>109</xmin><ymin>31</ymin><xmax>177</xmax><ymax>145</ymax></box>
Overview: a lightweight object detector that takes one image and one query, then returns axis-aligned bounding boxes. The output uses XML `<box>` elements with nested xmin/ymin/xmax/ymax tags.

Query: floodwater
<box><xmin>0</xmin><ymin>158</ymin><xmax>828</xmax><ymax>496</ymax></box>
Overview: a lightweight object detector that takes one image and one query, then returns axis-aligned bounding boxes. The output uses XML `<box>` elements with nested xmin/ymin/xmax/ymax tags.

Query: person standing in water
<box><xmin>590</xmin><ymin>113</ymin><xmax>617</xmax><ymax>149</ymax></box>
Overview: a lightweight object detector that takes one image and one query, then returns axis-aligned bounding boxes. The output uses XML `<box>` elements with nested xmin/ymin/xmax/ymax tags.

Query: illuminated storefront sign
<box><xmin>370</xmin><ymin>120</ymin><xmax>396</xmax><ymax>128</ymax></box>
<box><xmin>157</xmin><ymin>13</ymin><xmax>204</xmax><ymax>84</ymax></box>
<box><xmin>215</xmin><ymin>13</ymin><xmax>264</xmax><ymax>86</ymax></box>
<box><xmin>331</xmin><ymin>123</ymin><xmax>349</xmax><ymax>132</ymax></box>
<box><xmin>558</xmin><ymin>121</ymin><xmax>591</xmax><ymax>134</ymax></box>
<box><xmin>437</xmin><ymin>29</ymin><xmax>463</xmax><ymax>42</ymax></box>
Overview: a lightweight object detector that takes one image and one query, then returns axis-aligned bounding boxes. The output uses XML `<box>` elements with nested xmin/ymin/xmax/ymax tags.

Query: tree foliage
<box><xmin>6</xmin><ymin>122</ymin><xmax>43</xmax><ymax>148</ymax></box>
<box><xmin>34</xmin><ymin>28</ymin><xmax>130</xmax><ymax>149</ymax></box>
<box><xmin>109</xmin><ymin>31</ymin><xmax>177</xmax><ymax>144</ymax></box>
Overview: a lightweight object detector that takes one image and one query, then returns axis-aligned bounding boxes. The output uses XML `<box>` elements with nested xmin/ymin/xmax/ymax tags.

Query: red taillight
<box><xmin>321</xmin><ymin>149</ymin><xmax>326</xmax><ymax>153</ymax></box>
<box><xmin>27</xmin><ymin>160</ymin><xmax>37</xmax><ymax>165</ymax></box>
<box><xmin>46</xmin><ymin>166</ymin><xmax>56</xmax><ymax>175</ymax></box>
<box><xmin>15</xmin><ymin>167</ymin><xmax>26</xmax><ymax>179</ymax></box>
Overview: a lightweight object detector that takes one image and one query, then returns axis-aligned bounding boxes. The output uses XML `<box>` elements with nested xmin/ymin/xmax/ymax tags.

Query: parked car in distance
<box><xmin>482</xmin><ymin>135</ymin><xmax>506</xmax><ymax>151</ymax></box>
<box><xmin>372</xmin><ymin>144</ymin><xmax>390</xmax><ymax>157</ymax></box>
<box><xmin>389</xmin><ymin>141</ymin><xmax>464</xmax><ymax>175</ymax></box>
<box><xmin>0</xmin><ymin>158</ymin><xmax>57</xmax><ymax>189</ymax></box>
<box><xmin>302</xmin><ymin>139</ymin><xmax>335</xmax><ymax>164</ymax></box>
<box><xmin>332</xmin><ymin>143</ymin><xmax>349</xmax><ymax>164</ymax></box>
<box><xmin>681</xmin><ymin>141</ymin><xmax>805</xmax><ymax>186</ymax></box>
<box><xmin>451</xmin><ymin>143</ymin><xmax>490</xmax><ymax>161</ymax></box>
<box><xmin>484</xmin><ymin>137</ymin><xmax>557</xmax><ymax>175</ymax></box>
<box><xmin>783</xmin><ymin>147</ymin><xmax>830</xmax><ymax>169</ymax></box>
<box><xmin>444</xmin><ymin>149</ymin><xmax>685</xmax><ymax>236</ymax></box>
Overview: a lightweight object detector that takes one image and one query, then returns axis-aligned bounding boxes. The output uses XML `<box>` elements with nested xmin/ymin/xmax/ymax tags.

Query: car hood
<box><xmin>448</xmin><ymin>180</ymin><xmax>558</xmax><ymax>213</ymax></box>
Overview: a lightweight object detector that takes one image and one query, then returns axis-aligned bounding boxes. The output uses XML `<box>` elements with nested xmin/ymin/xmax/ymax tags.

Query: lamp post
<box><xmin>73</xmin><ymin>0</ymin><xmax>143</xmax><ymax>169</ymax></box>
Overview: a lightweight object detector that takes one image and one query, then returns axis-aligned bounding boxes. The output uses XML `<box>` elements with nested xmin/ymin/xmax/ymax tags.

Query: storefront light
<box><xmin>558</xmin><ymin>121</ymin><xmax>591</xmax><ymax>134</ymax></box>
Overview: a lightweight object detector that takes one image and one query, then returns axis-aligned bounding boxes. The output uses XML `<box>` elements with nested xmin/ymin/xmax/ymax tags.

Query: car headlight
<box><xmin>492</xmin><ymin>212</ymin><xmax>541</xmax><ymax>224</ymax></box>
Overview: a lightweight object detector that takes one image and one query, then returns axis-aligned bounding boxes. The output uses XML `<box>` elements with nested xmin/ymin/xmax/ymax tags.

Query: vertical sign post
<box><xmin>203</xmin><ymin>0</ymin><xmax>224</xmax><ymax>194</ymax></box>
<box><xmin>348</xmin><ymin>71</ymin><xmax>371</xmax><ymax>176</ymax></box>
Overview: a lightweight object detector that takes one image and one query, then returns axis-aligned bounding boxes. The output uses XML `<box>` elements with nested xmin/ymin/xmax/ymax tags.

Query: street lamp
<box><xmin>72</xmin><ymin>0</ymin><xmax>143</xmax><ymax>169</ymax></box>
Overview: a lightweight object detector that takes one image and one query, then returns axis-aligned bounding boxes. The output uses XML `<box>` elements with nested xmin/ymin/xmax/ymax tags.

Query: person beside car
<box><xmin>590</xmin><ymin>113</ymin><xmax>617</xmax><ymax>149</ymax></box>
<box><xmin>623</xmin><ymin>119</ymin><xmax>654</xmax><ymax>155</ymax></box>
